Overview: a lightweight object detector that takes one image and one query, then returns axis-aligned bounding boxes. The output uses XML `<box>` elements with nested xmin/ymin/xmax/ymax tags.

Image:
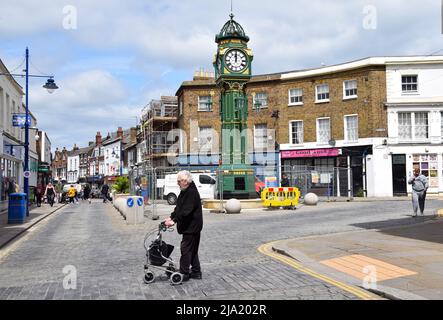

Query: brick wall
<box><xmin>177</xmin><ymin>65</ymin><xmax>387</xmax><ymax>150</ymax></box>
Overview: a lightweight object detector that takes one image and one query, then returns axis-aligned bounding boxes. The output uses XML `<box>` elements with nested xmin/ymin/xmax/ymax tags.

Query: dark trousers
<box><xmin>179</xmin><ymin>233</ymin><xmax>201</xmax><ymax>275</ymax></box>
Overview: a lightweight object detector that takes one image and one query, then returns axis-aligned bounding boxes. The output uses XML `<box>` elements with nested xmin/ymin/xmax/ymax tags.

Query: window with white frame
<box><xmin>398</xmin><ymin>112</ymin><xmax>428</xmax><ymax>141</ymax></box>
<box><xmin>253</xmin><ymin>92</ymin><xmax>268</xmax><ymax>108</ymax></box>
<box><xmin>315</xmin><ymin>84</ymin><xmax>329</xmax><ymax>102</ymax></box>
<box><xmin>343</xmin><ymin>80</ymin><xmax>357</xmax><ymax>98</ymax></box>
<box><xmin>344</xmin><ymin>115</ymin><xmax>358</xmax><ymax>142</ymax></box>
<box><xmin>290</xmin><ymin>121</ymin><xmax>303</xmax><ymax>144</ymax></box>
<box><xmin>254</xmin><ymin>123</ymin><xmax>268</xmax><ymax>149</ymax></box>
<box><xmin>198</xmin><ymin>126</ymin><xmax>213</xmax><ymax>151</ymax></box>
<box><xmin>289</xmin><ymin>89</ymin><xmax>303</xmax><ymax>105</ymax></box>
<box><xmin>402</xmin><ymin>75</ymin><xmax>418</xmax><ymax>92</ymax></box>
<box><xmin>198</xmin><ymin>96</ymin><xmax>212</xmax><ymax>111</ymax></box>
<box><xmin>316</xmin><ymin>118</ymin><xmax>330</xmax><ymax>144</ymax></box>
<box><xmin>415</xmin><ymin>112</ymin><xmax>428</xmax><ymax>139</ymax></box>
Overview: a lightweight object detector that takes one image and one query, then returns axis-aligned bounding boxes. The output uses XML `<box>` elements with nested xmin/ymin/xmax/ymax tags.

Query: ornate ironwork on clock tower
<box><xmin>213</xmin><ymin>13</ymin><xmax>256</xmax><ymax>199</ymax></box>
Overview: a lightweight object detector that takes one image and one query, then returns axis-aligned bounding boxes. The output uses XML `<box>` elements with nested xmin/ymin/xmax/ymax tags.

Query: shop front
<box><xmin>280</xmin><ymin>146</ymin><xmax>372</xmax><ymax>197</ymax></box>
<box><xmin>388</xmin><ymin>146</ymin><xmax>443</xmax><ymax>196</ymax></box>
<box><xmin>0</xmin><ymin>154</ymin><xmax>21</xmax><ymax>212</ymax></box>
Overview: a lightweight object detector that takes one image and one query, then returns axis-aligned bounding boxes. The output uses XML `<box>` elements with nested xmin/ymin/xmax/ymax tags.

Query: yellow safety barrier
<box><xmin>261</xmin><ymin>187</ymin><xmax>301</xmax><ymax>208</ymax></box>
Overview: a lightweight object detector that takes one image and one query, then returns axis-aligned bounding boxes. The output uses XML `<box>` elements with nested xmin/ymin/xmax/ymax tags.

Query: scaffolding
<box><xmin>141</xmin><ymin>96</ymin><xmax>179</xmax><ymax>168</ymax></box>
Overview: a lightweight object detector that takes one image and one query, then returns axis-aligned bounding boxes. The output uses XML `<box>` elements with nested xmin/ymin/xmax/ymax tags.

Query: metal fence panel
<box><xmin>128</xmin><ymin>163</ymin><xmax>353</xmax><ymax>219</ymax></box>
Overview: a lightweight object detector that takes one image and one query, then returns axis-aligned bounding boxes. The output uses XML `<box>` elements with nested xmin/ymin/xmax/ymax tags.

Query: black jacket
<box><xmin>170</xmin><ymin>181</ymin><xmax>203</xmax><ymax>235</ymax></box>
<box><xmin>281</xmin><ymin>178</ymin><xmax>290</xmax><ymax>187</ymax></box>
<box><xmin>101</xmin><ymin>184</ymin><xmax>109</xmax><ymax>194</ymax></box>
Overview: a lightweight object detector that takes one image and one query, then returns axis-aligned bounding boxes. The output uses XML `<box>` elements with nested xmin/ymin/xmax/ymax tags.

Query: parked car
<box><xmin>163</xmin><ymin>173</ymin><xmax>216</xmax><ymax>205</ymax></box>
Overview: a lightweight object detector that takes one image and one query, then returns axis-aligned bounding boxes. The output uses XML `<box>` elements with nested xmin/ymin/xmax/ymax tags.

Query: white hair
<box><xmin>177</xmin><ymin>170</ymin><xmax>193</xmax><ymax>183</ymax></box>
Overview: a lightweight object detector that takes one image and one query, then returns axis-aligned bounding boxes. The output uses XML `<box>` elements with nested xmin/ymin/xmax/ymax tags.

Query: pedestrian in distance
<box><xmin>55</xmin><ymin>182</ymin><xmax>63</xmax><ymax>203</ymax></box>
<box><xmin>83</xmin><ymin>183</ymin><xmax>91</xmax><ymax>204</ymax></box>
<box><xmin>101</xmin><ymin>183</ymin><xmax>109</xmax><ymax>203</ymax></box>
<box><xmin>281</xmin><ymin>174</ymin><xmax>290</xmax><ymax>187</ymax></box>
<box><xmin>44</xmin><ymin>182</ymin><xmax>56</xmax><ymax>207</ymax></box>
<box><xmin>164</xmin><ymin>170</ymin><xmax>203</xmax><ymax>282</ymax></box>
<box><xmin>74</xmin><ymin>184</ymin><xmax>81</xmax><ymax>204</ymax></box>
<box><xmin>67</xmin><ymin>185</ymin><xmax>76</xmax><ymax>204</ymax></box>
<box><xmin>35</xmin><ymin>184</ymin><xmax>43</xmax><ymax>207</ymax></box>
<box><xmin>408</xmin><ymin>168</ymin><xmax>428</xmax><ymax>217</ymax></box>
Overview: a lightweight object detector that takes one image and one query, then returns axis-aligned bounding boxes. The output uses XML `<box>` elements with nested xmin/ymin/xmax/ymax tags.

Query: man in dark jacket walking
<box><xmin>101</xmin><ymin>183</ymin><xmax>109</xmax><ymax>203</ymax></box>
<box><xmin>165</xmin><ymin>171</ymin><xmax>203</xmax><ymax>281</ymax></box>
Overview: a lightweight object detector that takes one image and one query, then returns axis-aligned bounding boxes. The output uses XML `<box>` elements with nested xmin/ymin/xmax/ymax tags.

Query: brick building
<box><xmin>175</xmin><ymin>57</ymin><xmax>391</xmax><ymax>196</ymax></box>
<box><xmin>52</xmin><ymin>147</ymin><xmax>68</xmax><ymax>183</ymax></box>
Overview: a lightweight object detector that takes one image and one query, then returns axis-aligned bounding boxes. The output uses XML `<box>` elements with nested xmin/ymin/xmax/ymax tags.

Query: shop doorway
<box><xmin>392</xmin><ymin>154</ymin><xmax>407</xmax><ymax>196</ymax></box>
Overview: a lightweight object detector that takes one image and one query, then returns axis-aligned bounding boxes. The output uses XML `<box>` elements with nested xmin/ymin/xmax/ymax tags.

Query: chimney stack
<box><xmin>96</xmin><ymin>132</ymin><xmax>102</xmax><ymax>145</ymax></box>
<box><xmin>117</xmin><ymin>127</ymin><xmax>124</xmax><ymax>139</ymax></box>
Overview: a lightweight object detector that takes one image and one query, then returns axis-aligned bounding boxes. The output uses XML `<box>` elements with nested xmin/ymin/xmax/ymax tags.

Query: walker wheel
<box><xmin>165</xmin><ymin>265</ymin><xmax>175</xmax><ymax>278</ymax></box>
<box><xmin>143</xmin><ymin>271</ymin><xmax>155</xmax><ymax>284</ymax></box>
<box><xmin>170</xmin><ymin>272</ymin><xmax>183</xmax><ymax>285</ymax></box>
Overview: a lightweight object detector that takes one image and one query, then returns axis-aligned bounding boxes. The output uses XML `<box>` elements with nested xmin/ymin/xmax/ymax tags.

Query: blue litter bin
<box><xmin>8</xmin><ymin>193</ymin><xmax>27</xmax><ymax>224</ymax></box>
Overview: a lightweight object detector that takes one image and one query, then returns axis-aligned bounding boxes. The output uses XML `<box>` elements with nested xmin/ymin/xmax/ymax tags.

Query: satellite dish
<box><xmin>328</xmin><ymin>139</ymin><xmax>336</xmax><ymax>146</ymax></box>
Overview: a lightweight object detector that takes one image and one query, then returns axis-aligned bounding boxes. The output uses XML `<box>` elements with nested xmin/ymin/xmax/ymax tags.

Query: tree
<box><xmin>113</xmin><ymin>176</ymin><xmax>129</xmax><ymax>194</ymax></box>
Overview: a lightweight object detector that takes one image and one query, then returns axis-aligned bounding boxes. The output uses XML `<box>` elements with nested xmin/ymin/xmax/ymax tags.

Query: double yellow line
<box><xmin>257</xmin><ymin>241</ymin><xmax>378</xmax><ymax>300</ymax></box>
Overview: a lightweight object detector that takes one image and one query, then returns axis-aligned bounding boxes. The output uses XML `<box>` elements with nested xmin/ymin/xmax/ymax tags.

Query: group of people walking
<box><xmin>34</xmin><ymin>182</ymin><xmax>112</xmax><ymax>206</ymax></box>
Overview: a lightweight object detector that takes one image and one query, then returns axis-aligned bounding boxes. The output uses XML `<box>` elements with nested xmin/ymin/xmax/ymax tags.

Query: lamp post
<box><xmin>0</xmin><ymin>48</ymin><xmax>58</xmax><ymax>216</ymax></box>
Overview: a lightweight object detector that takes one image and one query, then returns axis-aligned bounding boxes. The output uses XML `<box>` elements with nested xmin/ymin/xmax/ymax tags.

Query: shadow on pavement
<box><xmin>351</xmin><ymin>215</ymin><xmax>443</xmax><ymax>244</ymax></box>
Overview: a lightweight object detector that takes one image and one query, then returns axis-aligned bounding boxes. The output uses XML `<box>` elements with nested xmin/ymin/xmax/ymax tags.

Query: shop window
<box><xmin>412</xmin><ymin>154</ymin><xmax>438</xmax><ymax>188</ymax></box>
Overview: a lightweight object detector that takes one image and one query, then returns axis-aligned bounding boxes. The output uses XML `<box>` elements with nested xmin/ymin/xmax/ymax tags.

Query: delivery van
<box><xmin>163</xmin><ymin>173</ymin><xmax>216</xmax><ymax>205</ymax></box>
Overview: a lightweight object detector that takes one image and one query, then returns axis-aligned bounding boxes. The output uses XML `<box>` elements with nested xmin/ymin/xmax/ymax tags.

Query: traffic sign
<box><xmin>137</xmin><ymin>197</ymin><xmax>143</xmax><ymax>207</ymax></box>
<box><xmin>127</xmin><ymin>198</ymin><xmax>134</xmax><ymax>208</ymax></box>
<box><xmin>12</xmin><ymin>114</ymin><xmax>32</xmax><ymax>127</ymax></box>
<box><xmin>23</xmin><ymin>171</ymin><xmax>31</xmax><ymax>178</ymax></box>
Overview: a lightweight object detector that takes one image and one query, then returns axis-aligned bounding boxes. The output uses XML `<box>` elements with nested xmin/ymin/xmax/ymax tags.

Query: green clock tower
<box><xmin>214</xmin><ymin>13</ymin><xmax>256</xmax><ymax>199</ymax></box>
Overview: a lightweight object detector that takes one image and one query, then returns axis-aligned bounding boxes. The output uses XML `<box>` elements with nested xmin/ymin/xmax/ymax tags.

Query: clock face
<box><xmin>225</xmin><ymin>49</ymin><xmax>247</xmax><ymax>72</ymax></box>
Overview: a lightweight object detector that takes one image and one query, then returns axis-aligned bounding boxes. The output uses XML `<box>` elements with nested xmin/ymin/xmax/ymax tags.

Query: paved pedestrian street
<box><xmin>0</xmin><ymin>199</ymin><xmax>442</xmax><ymax>300</ymax></box>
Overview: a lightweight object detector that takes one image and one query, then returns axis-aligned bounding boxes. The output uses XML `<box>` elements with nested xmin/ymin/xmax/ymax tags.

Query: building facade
<box><xmin>52</xmin><ymin>147</ymin><xmax>68</xmax><ymax>184</ymax></box>
<box><xmin>67</xmin><ymin>144</ymin><xmax>80</xmax><ymax>184</ymax></box>
<box><xmin>385</xmin><ymin>56</ymin><xmax>443</xmax><ymax>196</ymax></box>
<box><xmin>1</xmin><ymin>58</ymin><xmax>25</xmax><ymax>211</ymax></box>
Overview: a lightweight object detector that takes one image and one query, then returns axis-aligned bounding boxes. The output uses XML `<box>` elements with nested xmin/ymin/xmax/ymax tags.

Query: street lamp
<box><xmin>0</xmin><ymin>48</ymin><xmax>58</xmax><ymax>216</ymax></box>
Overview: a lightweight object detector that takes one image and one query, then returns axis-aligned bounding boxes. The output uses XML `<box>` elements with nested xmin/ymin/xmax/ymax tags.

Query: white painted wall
<box><xmin>67</xmin><ymin>155</ymin><xmax>79</xmax><ymax>183</ymax></box>
<box><xmin>104</xmin><ymin>140</ymin><xmax>121</xmax><ymax>176</ymax></box>
<box><xmin>0</xmin><ymin>69</ymin><xmax>23</xmax><ymax>139</ymax></box>
<box><xmin>41</xmin><ymin>131</ymin><xmax>52</xmax><ymax>164</ymax></box>
<box><xmin>386</xmin><ymin>63</ymin><xmax>443</xmax><ymax>103</ymax></box>
<box><xmin>366</xmin><ymin>146</ymin><xmax>392</xmax><ymax>197</ymax></box>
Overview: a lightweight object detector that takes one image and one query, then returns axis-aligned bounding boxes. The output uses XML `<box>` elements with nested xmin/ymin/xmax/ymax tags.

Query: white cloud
<box><xmin>2</xmin><ymin>0</ymin><xmax>442</xmax><ymax>149</ymax></box>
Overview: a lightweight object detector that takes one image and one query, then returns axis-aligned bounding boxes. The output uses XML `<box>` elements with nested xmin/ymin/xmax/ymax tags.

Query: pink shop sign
<box><xmin>281</xmin><ymin>148</ymin><xmax>340</xmax><ymax>159</ymax></box>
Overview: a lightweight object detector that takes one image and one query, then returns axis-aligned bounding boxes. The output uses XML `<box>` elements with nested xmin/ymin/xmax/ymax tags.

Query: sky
<box><xmin>1</xmin><ymin>0</ymin><xmax>442</xmax><ymax>151</ymax></box>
